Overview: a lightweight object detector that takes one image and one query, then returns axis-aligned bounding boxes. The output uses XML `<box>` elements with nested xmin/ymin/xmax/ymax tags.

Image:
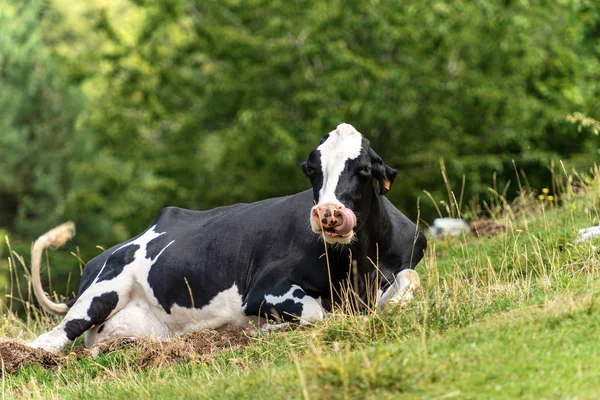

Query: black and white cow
<box><xmin>28</xmin><ymin>123</ymin><xmax>426</xmax><ymax>353</ymax></box>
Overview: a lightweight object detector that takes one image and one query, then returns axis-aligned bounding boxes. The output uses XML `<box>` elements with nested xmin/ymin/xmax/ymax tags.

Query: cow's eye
<box><xmin>303</xmin><ymin>162</ymin><xmax>316</xmax><ymax>177</ymax></box>
<box><xmin>359</xmin><ymin>164</ymin><xmax>372</xmax><ymax>175</ymax></box>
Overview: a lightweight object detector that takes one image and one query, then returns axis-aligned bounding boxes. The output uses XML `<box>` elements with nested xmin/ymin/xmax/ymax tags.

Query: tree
<box><xmin>77</xmin><ymin>0</ymin><xmax>600</xmax><ymax>227</ymax></box>
<box><xmin>0</xmin><ymin>0</ymin><xmax>83</xmax><ymax>238</ymax></box>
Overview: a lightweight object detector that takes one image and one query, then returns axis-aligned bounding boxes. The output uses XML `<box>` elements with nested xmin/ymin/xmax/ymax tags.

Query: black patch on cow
<box><xmin>63</xmin><ymin>291</ymin><xmax>120</xmax><ymax>341</ymax></box>
<box><xmin>263</xmin><ymin>299</ymin><xmax>304</xmax><ymax>323</ymax></box>
<box><xmin>64</xmin><ymin>319</ymin><xmax>93</xmax><ymax>341</ymax></box>
<box><xmin>148</xmin><ymin>261</ymin><xmax>236</xmax><ymax>314</ymax></box>
<box><xmin>97</xmin><ymin>244</ymin><xmax>139</xmax><ymax>282</ymax></box>
<box><xmin>244</xmin><ymin>283</ymin><xmax>312</xmax><ymax>323</ymax></box>
<box><xmin>98</xmin><ymin>324</ymin><xmax>105</xmax><ymax>334</ymax></box>
<box><xmin>87</xmin><ymin>291</ymin><xmax>119</xmax><ymax>323</ymax></box>
<box><xmin>304</xmin><ymin>151</ymin><xmax>323</xmax><ymax>202</ymax></box>
<box><xmin>146</xmin><ymin>233</ymin><xmax>172</xmax><ymax>261</ymax></box>
<box><xmin>320</xmin><ymin>297</ymin><xmax>333</xmax><ymax>312</ymax></box>
<box><xmin>292</xmin><ymin>289</ymin><xmax>306</xmax><ymax>299</ymax></box>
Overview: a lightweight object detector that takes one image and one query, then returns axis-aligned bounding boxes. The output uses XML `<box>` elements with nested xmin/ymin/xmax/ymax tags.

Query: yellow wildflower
<box><xmin>538</xmin><ymin>195</ymin><xmax>545</xmax><ymax>200</ymax></box>
<box><xmin>542</xmin><ymin>188</ymin><xmax>550</xmax><ymax>194</ymax></box>
<box><xmin>547</xmin><ymin>195</ymin><xmax>554</xmax><ymax>201</ymax></box>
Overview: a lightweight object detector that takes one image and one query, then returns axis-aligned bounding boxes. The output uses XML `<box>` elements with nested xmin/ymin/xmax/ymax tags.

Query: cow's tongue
<box><xmin>333</xmin><ymin>208</ymin><xmax>356</xmax><ymax>235</ymax></box>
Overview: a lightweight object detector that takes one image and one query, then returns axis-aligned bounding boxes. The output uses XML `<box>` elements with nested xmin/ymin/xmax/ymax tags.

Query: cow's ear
<box><xmin>370</xmin><ymin>149</ymin><xmax>397</xmax><ymax>195</ymax></box>
<box><xmin>380</xmin><ymin>164</ymin><xmax>397</xmax><ymax>194</ymax></box>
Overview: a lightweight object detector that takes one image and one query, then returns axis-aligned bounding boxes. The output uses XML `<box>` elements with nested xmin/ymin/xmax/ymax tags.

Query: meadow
<box><xmin>1</xmin><ymin>167</ymin><xmax>600</xmax><ymax>399</ymax></box>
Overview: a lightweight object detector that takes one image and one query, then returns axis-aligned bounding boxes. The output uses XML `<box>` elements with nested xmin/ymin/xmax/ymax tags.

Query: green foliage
<box><xmin>0</xmin><ymin>0</ymin><xmax>82</xmax><ymax>238</ymax></box>
<box><xmin>567</xmin><ymin>112</ymin><xmax>600</xmax><ymax>135</ymax></box>
<box><xmin>70</xmin><ymin>0</ymin><xmax>600</xmax><ymax>235</ymax></box>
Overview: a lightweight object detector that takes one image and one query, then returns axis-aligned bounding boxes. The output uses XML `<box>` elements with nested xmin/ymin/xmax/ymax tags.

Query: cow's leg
<box><xmin>377</xmin><ymin>269</ymin><xmax>420</xmax><ymax>309</ymax></box>
<box><xmin>27</xmin><ymin>281</ymin><xmax>131</xmax><ymax>353</ymax></box>
<box><xmin>246</xmin><ymin>284</ymin><xmax>324</xmax><ymax>326</ymax></box>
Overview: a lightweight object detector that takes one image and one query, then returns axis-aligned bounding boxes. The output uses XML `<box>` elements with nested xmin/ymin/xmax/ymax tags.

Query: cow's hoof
<box><xmin>25</xmin><ymin>340</ymin><xmax>60</xmax><ymax>353</ymax></box>
<box><xmin>25</xmin><ymin>333</ymin><xmax>68</xmax><ymax>354</ymax></box>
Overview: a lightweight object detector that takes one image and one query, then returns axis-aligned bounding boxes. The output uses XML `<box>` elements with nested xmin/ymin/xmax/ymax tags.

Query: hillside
<box><xmin>2</xmin><ymin>170</ymin><xmax>600</xmax><ymax>399</ymax></box>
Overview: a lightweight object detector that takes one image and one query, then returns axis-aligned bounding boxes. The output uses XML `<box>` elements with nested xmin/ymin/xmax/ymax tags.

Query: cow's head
<box><xmin>302</xmin><ymin>123</ymin><xmax>397</xmax><ymax>244</ymax></box>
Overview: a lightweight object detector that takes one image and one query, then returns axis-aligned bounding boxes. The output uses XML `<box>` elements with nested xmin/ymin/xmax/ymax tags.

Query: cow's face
<box><xmin>302</xmin><ymin>123</ymin><xmax>397</xmax><ymax>245</ymax></box>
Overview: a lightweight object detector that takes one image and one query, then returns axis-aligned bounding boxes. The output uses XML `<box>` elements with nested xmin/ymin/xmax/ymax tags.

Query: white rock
<box><xmin>428</xmin><ymin>218</ymin><xmax>470</xmax><ymax>238</ymax></box>
<box><xmin>574</xmin><ymin>225</ymin><xmax>600</xmax><ymax>243</ymax></box>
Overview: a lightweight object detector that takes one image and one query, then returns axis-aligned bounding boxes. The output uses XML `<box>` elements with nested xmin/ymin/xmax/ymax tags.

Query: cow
<box><xmin>27</xmin><ymin>123</ymin><xmax>427</xmax><ymax>353</ymax></box>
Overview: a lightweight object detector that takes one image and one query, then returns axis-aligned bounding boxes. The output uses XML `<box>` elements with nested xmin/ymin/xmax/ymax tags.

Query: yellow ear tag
<box><xmin>383</xmin><ymin>179</ymin><xmax>391</xmax><ymax>191</ymax></box>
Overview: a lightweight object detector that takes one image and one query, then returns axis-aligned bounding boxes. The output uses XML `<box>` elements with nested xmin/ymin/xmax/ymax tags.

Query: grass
<box><xmin>2</xmin><ymin>167</ymin><xmax>600</xmax><ymax>399</ymax></box>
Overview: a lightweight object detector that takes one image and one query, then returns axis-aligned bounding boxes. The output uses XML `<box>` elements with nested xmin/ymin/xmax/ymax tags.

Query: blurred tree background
<box><xmin>1</xmin><ymin>0</ymin><xmax>599</xmax><ymax>302</ymax></box>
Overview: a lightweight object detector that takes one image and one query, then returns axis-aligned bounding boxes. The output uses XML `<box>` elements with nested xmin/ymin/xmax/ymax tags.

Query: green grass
<box><xmin>3</xmin><ymin>171</ymin><xmax>600</xmax><ymax>399</ymax></box>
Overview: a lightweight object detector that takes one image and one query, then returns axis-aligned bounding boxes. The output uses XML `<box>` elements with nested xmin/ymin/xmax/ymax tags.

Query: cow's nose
<box><xmin>314</xmin><ymin>205</ymin><xmax>344</xmax><ymax>229</ymax></box>
<box><xmin>312</xmin><ymin>204</ymin><xmax>357</xmax><ymax>235</ymax></box>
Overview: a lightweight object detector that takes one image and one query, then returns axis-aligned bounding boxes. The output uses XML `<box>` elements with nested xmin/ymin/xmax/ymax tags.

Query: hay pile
<box><xmin>0</xmin><ymin>329</ymin><xmax>250</xmax><ymax>375</ymax></box>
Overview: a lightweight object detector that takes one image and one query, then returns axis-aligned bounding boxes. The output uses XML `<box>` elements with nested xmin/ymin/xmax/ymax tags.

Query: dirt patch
<box><xmin>0</xmin><ymin>339</ymin><xmax>63</xmax><ymax>375</ymax></box>
<box><xmin>87</xmin><ymin>329</ymin><xmax>251</xmax><ymax>368</ymax></box>
<box><xmin>0</xmin><ymin>329</ymin><xmax>251</xmax><ymax>375</ymax></box>
<box><xmin>470</xmin><ymin>219</ymin><xmax>508</xmax><ymax>237</ymax></box>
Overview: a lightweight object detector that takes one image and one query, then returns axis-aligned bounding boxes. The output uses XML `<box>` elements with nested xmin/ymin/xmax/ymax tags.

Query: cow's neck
<box><xmin>323</xmin><ymin>192</ymin><xmax>394</xmax><ymax>307</ymax></box>
<box><xmin>338</xmin><ymin>193</ymin><xmax>398</xmax><ymax>306</ymax></box>
<box><xmin>350</xmin><ymin>193</ymin><xmax>393</xmax><ymax>270</ymax></box>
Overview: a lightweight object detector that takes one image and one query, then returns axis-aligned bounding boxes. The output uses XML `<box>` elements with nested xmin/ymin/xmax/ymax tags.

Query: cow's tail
<box><xmin>31</xmin><ymin>222</ymin><xmax>76</xmax><ymax>316</ymax></box>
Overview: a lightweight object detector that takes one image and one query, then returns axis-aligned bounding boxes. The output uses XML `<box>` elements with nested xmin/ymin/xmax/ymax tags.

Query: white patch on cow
<box><xmin>377</xmin><ymin>269</ymin><xmax>421</xmax><ymax>309</ymax></box>
<box><xmin>166</xmin><ymin>284</ymin><xmax>249</xmax><ymax>333</ymax></box>
<box><xmin>115</xmin><ymin>227</ymin><xmax>164</xmax><ymax>252</ymax></box>
<box><xmin>264</xmin><ymin>285</ymin><xmax>324</xmax><ymax>324</ymax></box>
<box><xmin>316</xmin><ymin>123</ymin><xmax>363</xmax><ymax>206</ymax></box>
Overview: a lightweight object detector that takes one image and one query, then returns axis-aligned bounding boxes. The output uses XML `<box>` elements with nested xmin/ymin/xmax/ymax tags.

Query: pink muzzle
<box><xmin>312</xmin><ymin>204</ymin><xmax>357</xmax><ymax>236</ymax></box>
